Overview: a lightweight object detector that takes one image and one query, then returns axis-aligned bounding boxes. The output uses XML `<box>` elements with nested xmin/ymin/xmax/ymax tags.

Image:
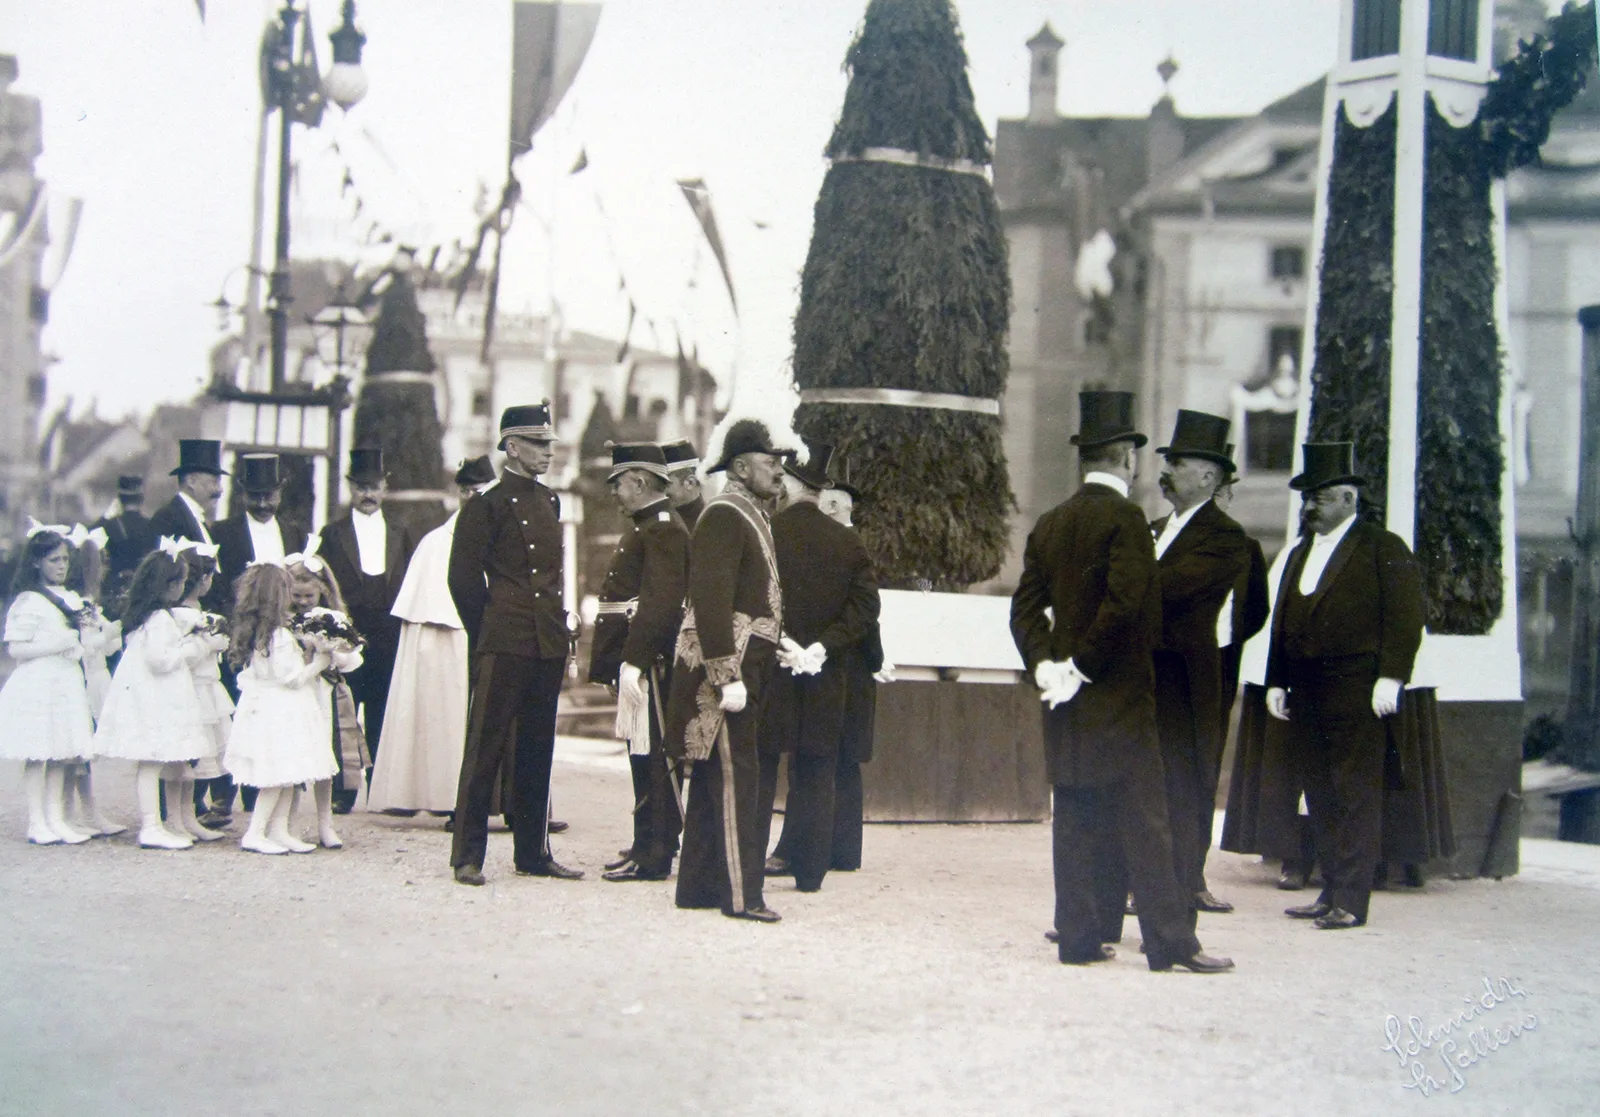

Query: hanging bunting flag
<box><xmin>676</xmin><ymin>178</ymin><xmax>738</xmax><ymax>315</ymax></box>
<box><xmin>194</xmin><ymin>0</ymin><xmax>206</xmax><ymax>22</ymax></box>
<box><xmin>615</xmin><ymin>299</ymin><xmax>637</xmax><ymax>363</ymax></box>
<box><xmin>570</xmin><ymin>148</ymin><xmax>590</xmax><ymax>174</ymax></box>
<box><xmin>509</xmin><ymin>1</ymin><xmax>603</xmax><ymax>160</ymax></box>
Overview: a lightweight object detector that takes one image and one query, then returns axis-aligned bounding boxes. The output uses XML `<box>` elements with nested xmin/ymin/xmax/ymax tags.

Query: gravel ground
<box><xmin>3</xmin><ymin>743</ymin><xmax>1597</xmax><ymax>1117</ymax></box>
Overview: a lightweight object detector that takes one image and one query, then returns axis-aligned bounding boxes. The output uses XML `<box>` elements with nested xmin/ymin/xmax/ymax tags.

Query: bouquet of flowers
<box><xmin>291</xmin><ymin>607</ymin><xmax>366</xmax><ymax>655</ymax></box>
<box><xmin>196</xmin><ymin>612</ymin><xmax>229</xmax><ymax>639</ymax></box>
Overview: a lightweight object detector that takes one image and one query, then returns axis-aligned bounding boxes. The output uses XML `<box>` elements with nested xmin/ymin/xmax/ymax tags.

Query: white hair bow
<box><xmin>26</xmin><ymin>517</ymin><xmax>75</xmax><ymax>540</ymax></box>
<box><xmin>65</xmin><ymin>524</ymin><xmax>110</xmax><ymax>550</ymax></box>
<box><xmin>157</xmin><ymin>536</ymin><xmax>188</xmax><ymax>559</ymax></box>
<box><xmin>283</xmin><ymin>552</ymin><xmax>326</xmax><ymax>575</ymax></box>
<box><xmin>181</xmin><ymin>540</ymin><xmax>220</xmax><ymax>560</ymax></box>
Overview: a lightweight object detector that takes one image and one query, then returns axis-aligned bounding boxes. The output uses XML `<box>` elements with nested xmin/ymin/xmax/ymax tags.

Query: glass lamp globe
<box><xmin>324</xmin><ymin>63</ymin><xmax>368</xmax><ymax>111</ymax></box>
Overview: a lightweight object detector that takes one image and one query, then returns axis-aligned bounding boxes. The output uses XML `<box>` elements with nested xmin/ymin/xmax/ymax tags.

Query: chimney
<box><xmin>1027</xmin><ymin>23</ymin><xmax>1064</xmax><ymax>124</ymax></box>
<box><xmin>1146</xmin><ymin>56</ymin><xmax>1184</xmax><ymax>184</ymax></box>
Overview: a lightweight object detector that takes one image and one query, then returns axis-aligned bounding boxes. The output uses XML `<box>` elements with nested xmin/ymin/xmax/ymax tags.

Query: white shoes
<box><xmin>138</xmin><ymin>824</ymin><xmax>194</xmax><ymax>850</ymax></box>
<box><xmin>241</xmin><ymin>833</ymin><xmax>288</xmax><ymax>855</ymax></box>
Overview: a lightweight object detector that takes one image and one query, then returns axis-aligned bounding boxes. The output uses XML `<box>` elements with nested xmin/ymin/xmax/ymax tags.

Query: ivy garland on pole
<box><xmin>1308</xmin><ymin>2</ymin><xmax>1597</xmax><ymax>636</ymax></box>
<box><xmin>1306</xmin><ymin>101</ymin><xmax>1398</xmax><ymax>517</ymax></box>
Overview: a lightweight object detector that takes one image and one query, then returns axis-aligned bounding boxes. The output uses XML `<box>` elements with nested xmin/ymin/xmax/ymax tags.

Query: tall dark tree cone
<box><xmin>791</xmin><ymin>0</ymin><xmax>1013</xmax><ymax>587</ymax></box>
<box><xmin>353</xmin><ymin>266</ymin><xmax>447</xmax><ymax>533</ymax></box>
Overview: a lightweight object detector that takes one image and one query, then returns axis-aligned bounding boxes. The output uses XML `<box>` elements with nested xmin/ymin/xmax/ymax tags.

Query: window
<box><xmin>1246</xmin><ymin>411</ymin><xmax>1296</xmax><ymax>472</ymax></box>
<box><xmin>1270</xmin><ymin>246</ymin><xmax>1306</xmax><ymax>282</ymax></box>
<box><xmin>1351</xmin><ymin>0</ymin><xmax>1401</xmax><ymax>60</ymax></box>
<box><xmin>1428</xmin><ymin>0</ymin><xmax>1479</xmax><ymax>62</ymax></box>
<box><xmin>1268</xmin><ymin>326</ymin><xmax>1303</xmax><ymax>374</ymax></box>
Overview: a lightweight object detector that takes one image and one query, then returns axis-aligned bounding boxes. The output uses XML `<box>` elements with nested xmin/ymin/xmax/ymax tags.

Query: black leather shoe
<box><xmin>1276</xmin><ymin>868</ymin><xmax>1306</xmax><ymax>891</ymax></box>
<box><xmin>548</xmin><ymin>820</ymin><xmax>569</xmax><ymax>834</ymax></box>
<box><xmin>1152</xmin><ymin>952</ymin><xmax>1235</xmax><ymax>974</ymax></box>
<box><xmin>795</xmin><ymin>880</ymin><xmax>822</xmax><ymax>893</ymax></box>
<box><xmin>454</xmin><ymin>864</ymin><xmax>486</xmax><ymax>887</ymax></box>
<box><xmin>764</xmin><ymin>856</ymin><xmax>791</xmax><ymax>876</ymax></box>
<box><xmin>1285</xmin><ymin>901</ymin><xmax>1332</xmax><ymax>919</ymax></box>
<box><xmin>331</xmin><ymin>799</ymin><xmax>354</xmax><ymax>816</ymax></box>
<box><xmin>1195</xmin><ymin>890</ymin><xmax>1234</xmax><ymax>914</ymax></box>
<box><xmin>442</xmin><ymin>816</ymin><xmax>454</xmax><ymax>833</ymax></box>
<box><xmin>1401</xmin><ymin>863</ymin><xmax>1425</xmax><ymax>889</ymax></box>
<box><xmin>603</xmin><ymin>862</ymin><xmax>670</xmax><ymax>883</ymax></box>
<box><xmin>1313</xmin><ymin>907</ymin><xmax>1363</xmax><ymax>929</ymax></box>
<box><xmin>728</xmin><ymin>905</ymin><xmax>782</xmax><ymax>923</ymax></box>
<box><xmin>1044</xmin><ymin>930</ymin><xmax>1060</xmax><ymax>944</ymax></box>
<box><xmin>516</xmin><ymin>858</ymin><xmax>584</xmax><ymax>880</ymax></box>
<box><xmin>605</xmin><ymin>852</ymin><xmax>634</xmax><ymax>871</ymax></box>
<box><xmin>1059</xmin><ymin>944</ymin><xmax>1116</xmax><ymax>965</ymax></box>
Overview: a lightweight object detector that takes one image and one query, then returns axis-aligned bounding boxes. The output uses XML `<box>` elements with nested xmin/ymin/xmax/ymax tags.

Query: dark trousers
<box><xmin>450</xmin><ymin>653</ymin><xmax>565</xmax><ymax>872</ymax></box>
<box><xmin>346</xmin><ymin>649</ymin><xmax>394</xmax><ymax>765</ymax></box>
<box><xmin>758</xmin><ymin>751</ymin><xmax>838</xmax><ymax>890</ymax></box>
<box><xmin>1153</xmin><ymin>651</ymin><xmax>1207</xmax><ymax>897</ymax></box>
<box><xmin>1052</xmin><ymin>770</ymin><xmax>1200</xmax><ymax>968</ymax></box>
<box><xmin>675</xmin><ymin>646</ymin><xmax>773</xmax><ymax>915</ymax></box>
<box><xmin>1208</xmin><ymin>643</ymin><xmax>1245</xmax><ymax>888</ymax></box>
<box><xmin>1284</xmin><ymin>663</ymin><xmax>1385</xmax><ymax>922</ymax></box>
<box><xmin>627</xmin><ymin>678</ymin><xmax>683</xmax><ymax>873</ymax></box>
<box><xmin>775</xmin><ymin>753</ymin><xmax>865</xmax><ymax>871</ymax></box>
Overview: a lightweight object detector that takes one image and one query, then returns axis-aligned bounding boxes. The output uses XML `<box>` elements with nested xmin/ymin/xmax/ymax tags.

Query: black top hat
<box><xmin>660</xmin><ymin>439</ymin><xmax>701</xmax><ymax>473</ymax></box>
<box><xmin>706</xmin><ymin>419</ymin><xmax>793</xmax><ymax>473</ymax></box>
<box><xmin>454</xmin><ymin>456</ymin><xmax>497</xmax><ymax>487</ymax></box>
<box><xmin>347</xmin><ymin>447</ymin><xmax>387</xmax><ymax>484</ymax></box>
<box><xmin>1157</xmin><ymin>410</ymin><xmax>1235</xmax><ymax>472</ymax></box>
<box><xmin>1219</xmin><ymin>444</ymin><xmax>1239</xmax><ymax>486</ymax></box>
<box><xmin>169</xmin><ymin>439</ymin><xmax>228</xmax><ymax>477</ymax></box>
<box><xmin>238</xmin><ymin>454</ymin><xmax>283</xmax><ymax>493</ymax></box>
<box><xmin>1289</xmin><ymin>442</ymin><xmax>1367</xmax><ymax>492</ymax></box>
<box><xmin>1070</xmin><ymin>391</ymin><xmax>1147</xmax><ymax>449</ymax></box>
<box><xmin>606</xmin><ymin>441</ymin><xmax>669</xmax><ymax>481</ymax></box>
<box><xmin>498</xmin><ymin>401</ymin><xmax>557</xmax><ymax>449</ymax></box>
<box><xmin>116</xmin><ymin>474</ymin><xmax>145</xmax><ymax>497</ymax></box>
<box><xmin>783</xmin><ymin>441</ymin><xmax>837</xmax><ymax>492</ymax></box>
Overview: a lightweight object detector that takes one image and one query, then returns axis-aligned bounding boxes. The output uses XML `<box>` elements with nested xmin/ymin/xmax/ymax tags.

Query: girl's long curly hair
<box><xmin>181</xmin><ymin>551</ymin><xmax>218</xmax><ymax>602</ymax></box>
<box><xmin>228</xmin><ymin>563</ymin><xmax>292</xmax><ymax>670</ymax></box>
<box><xmin>120</xmin><ymin>550</ymin><xmax>188</xmax><ymax>637</ymax></box>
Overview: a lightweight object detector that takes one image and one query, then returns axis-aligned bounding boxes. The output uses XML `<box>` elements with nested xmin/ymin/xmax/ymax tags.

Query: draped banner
<box><xmin>677</xmin><ymin>178</ymin><xmax>738</xmax><ymax>315</ymax></box>
<box><xmin>509</xmin><ymin>1</ymin><xmax>603</xmax><ymax>159</ymax></box>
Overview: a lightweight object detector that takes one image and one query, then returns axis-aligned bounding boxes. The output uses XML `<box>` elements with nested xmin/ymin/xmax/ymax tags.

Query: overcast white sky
<box><xmin>5</xmin><ymin>0</ymin><xmax>1366</xmax><ymax>426</ymax></box>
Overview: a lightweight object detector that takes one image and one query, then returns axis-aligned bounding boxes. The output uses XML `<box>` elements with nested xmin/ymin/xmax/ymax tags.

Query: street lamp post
<box><xmin>264</xmin><ymin>0</ymin><xmax>367</xmax><ymax>394</ymax></box>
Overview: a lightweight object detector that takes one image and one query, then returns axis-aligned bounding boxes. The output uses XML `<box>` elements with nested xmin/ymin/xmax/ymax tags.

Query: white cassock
<box><xmin>365</xmin><ymin>511</ymin><xmax>470</xmax><ymax>812</ymax></box>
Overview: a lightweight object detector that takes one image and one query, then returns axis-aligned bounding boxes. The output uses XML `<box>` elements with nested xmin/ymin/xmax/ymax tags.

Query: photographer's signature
<box><xmin>1382</xmin><ymin>976</ymin><xmax>1538</xmax><ymax>1095</ymax></box>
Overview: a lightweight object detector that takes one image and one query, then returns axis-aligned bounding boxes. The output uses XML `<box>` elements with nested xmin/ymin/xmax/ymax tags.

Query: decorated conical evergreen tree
<box><xmin>790</xmin><ymin>0</ymin><xmax>1012</xmax><ymax>589</ymax></box>
<box><xmin>352</xmin><ymin>262</ymin><xmax>446</xmax><ymax>531</ymax></box>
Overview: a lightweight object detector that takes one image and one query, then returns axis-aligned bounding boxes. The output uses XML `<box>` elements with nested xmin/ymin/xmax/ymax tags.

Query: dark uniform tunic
<box><xmin>93</xmin><ymin>509</ymin><xmax>156</xmax><ymax>592</ymax></box>
<box><xmin>588</xmin><ymin>497</ymin><xmax>689</xmax><ymax>875</ymax></box>
<box><xmin>448</xmin><ymin>468</ymin><xmax>571</xmax><ymax>872</ymax></box>
<box><xmin>674</xmin><ymin>495</ymin><xmax>706</xmax><ymax>531</ymax></box>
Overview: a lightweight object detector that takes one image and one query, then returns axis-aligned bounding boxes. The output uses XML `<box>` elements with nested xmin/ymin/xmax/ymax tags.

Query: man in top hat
<box><xmin>317</xmin><ymin>447</ymin><xmax>417</xmax><ymax>809</ymax></box>
<box><xmin>148</xmin><ymin>439</ymin><xmax>226</xmax><ymax>546</ymax></box>
<box><xmin>664</xmin><ymin>418</ymin><xmax>790</xmax><ymax>922</ymax></box>
<box><xmin>1011</xmin><ymin>391</ymin><xmax>1232</xmax><ymax>972</ymax></box>
<box><xmin>448</xmin><ymin>404</ymin><xmax>581</xmax><ymax>885</ymax></box>
<box><xmin>756</xmin><ymin>441</ymin><xmax>880</xmax><ymax>893</ymax></box>
<box><xmin>661</xmin><ymin>438</ymin><xmax>706</xmax><ymax>529</ymax></box>
<box><xmin>1146</xmin><ymin>411</ymin><xmax>1253</xmax><ymax>916</ymax></box>
<box><xmin>209</xmin><ymin>454</ymin><xmax>305</xmax><ymax>613</ymax></box>
<box><xmin>588</xmin><ymin>442</ymin><xmax>691</xmax><ymax>883</ymax></box>
<box><xmin>94</xmin><ymin>475</ymin><xmax>157</xmax><ymax>588</ymax></box>
<box><xmin>1266</xmin><ymin>442</ymin><xmax>1425</xmax><ymax>930</ymax></box>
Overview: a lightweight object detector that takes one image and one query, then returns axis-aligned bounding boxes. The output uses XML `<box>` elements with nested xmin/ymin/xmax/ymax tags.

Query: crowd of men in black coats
<box><xmin>1011</xmin><ymin>391</ymin><xmax>1427</xmax><ymax>973</ymax></box>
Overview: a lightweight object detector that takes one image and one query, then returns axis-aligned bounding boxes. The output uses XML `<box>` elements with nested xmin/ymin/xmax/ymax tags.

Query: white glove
<box><xmin>1372</xmin><ymin>677</ymin><xmax>1402</xmax><ymax>718</ymax></box>
<box><xmin>777</xmin><ymin>636</ymin><xmax>807</xmax><ymax>674</ymax></box>
<box><xmin>1266</xmin><ymin>687</ymin><xmax>1290</xmax><ymax>722</ymax></box>
<box><xmin>619</xmin><ymin>662</ymin><xmax>644</xmax><ymax>702</ymax></box>
<box><xmin>873</xmin><ymin>660</ymin><xmax>896</xmax><ymax>684</ymax></box>
<box><xmin>803</xmin><ymin>642</ymin><xmax>827</xmax><ymax>674</ymax></box>
<box><xmin>1034</xmin><ymin>661</ymin><xmax>1066</xmax><ymax>692</ymax></box>
<box><xmin>1042</xmin><ymin>674</ymin><xmax>1083</xmax><ymax>709</ymax></box>
<box><xmin>719</xmin><ymin>680</ymin><xmax>748</xmax><ymax>713</ymax></box>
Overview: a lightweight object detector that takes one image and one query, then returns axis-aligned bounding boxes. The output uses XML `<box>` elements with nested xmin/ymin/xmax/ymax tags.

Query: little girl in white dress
<box><xmin>93</xmin><ymin>543</ymin><xmax>209</xmax><ymax>850</ymax></box>
<box><xmin>61</xmin><ymin>528</ymin><xmax>126</xmax><ymax>837</ymax></box>
<box><xmin>0</xmin><ymin>526</ymin><xmax>97</xmax><ymax>845</ymax></box>
<box><xmin>165</xmin><ymin>543</ymin><xmax>231</xmax><ymax>843</ymax></box>
<box><xmin>224</xmin><ymin>562</ymin><xmax>335</xmax><ymax>855</ymax></box>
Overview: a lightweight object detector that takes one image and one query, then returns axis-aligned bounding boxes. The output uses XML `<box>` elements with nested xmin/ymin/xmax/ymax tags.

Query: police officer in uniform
<box><xmin>661</xmin><ymin>438</ymin><xmax>706</xmax><ymax>529</ymax></box>
<box><xmin>449</xmin><ymin>404</ymin><xmax>582</xmax><ymax>886</ymax></box>
<box><xmin>589</xmin><ymin>443</ymin><xmax>691</xmax><ymax>882</ymax></box>
<box><xmin>94</xmin><ymin>475</ymin><xmax>157</xmax><ymax>592</ymax></box>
